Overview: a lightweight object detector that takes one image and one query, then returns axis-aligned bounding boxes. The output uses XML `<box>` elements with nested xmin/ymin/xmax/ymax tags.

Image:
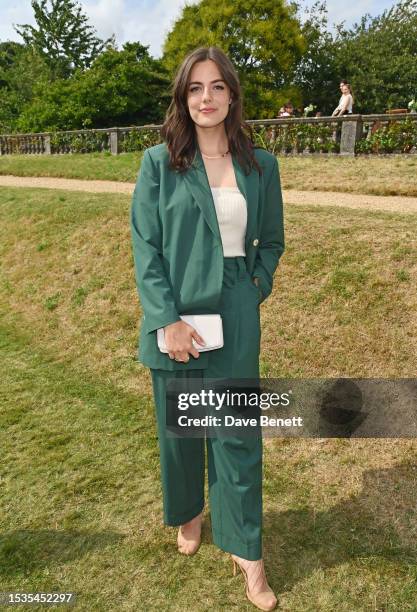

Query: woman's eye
<box><xmin>189</xmin><ymin>85</ymin><xmax>225</xmax><ymax>92</ymax></box>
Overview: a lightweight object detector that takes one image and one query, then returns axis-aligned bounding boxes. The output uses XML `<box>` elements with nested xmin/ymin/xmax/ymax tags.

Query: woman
<box><xmin>130</xmin><ymin>46</ymin><xmax>285</xmax><ymax>611</ymax></box>
<box><xmin>332</xmin><ymin>82</ymin><xmax>354</xmax><ymax>116</ymax></box>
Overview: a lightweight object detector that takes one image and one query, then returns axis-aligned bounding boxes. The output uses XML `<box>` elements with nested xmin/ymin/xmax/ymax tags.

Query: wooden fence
<box><xmin>1</xmin><ymin>113</ymin><xmax>416</xmax><ymax>156</ymax></box>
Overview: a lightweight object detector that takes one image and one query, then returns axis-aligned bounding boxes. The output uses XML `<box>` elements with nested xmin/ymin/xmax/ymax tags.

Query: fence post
<box><xmin>340</xmin><ymin>115</ymin><xmax>363</xmax><ymax>156</ymax></box>
<box><xmin>44</xmin><ymin>134</ymin><xmax>51</xmax><ymax>155</ymax></box>
<box><xmin>110</xmin><ymin>128</ymin><xmax>120</xmax><ymax>155</ymax></box>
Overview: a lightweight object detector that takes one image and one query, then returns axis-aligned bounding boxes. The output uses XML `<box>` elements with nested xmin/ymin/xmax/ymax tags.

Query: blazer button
<box><xmin>253</xmin><ymin>238</ymin><xmax>259</xmax><ymax>246</ymax></box>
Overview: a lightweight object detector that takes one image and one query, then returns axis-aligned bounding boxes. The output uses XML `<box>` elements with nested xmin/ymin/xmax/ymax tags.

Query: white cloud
<box><xmin>0</xmin><ymin>1</ymin><xmax>36</xmax><ymax>43</ymax></box>
<box><xmin>119</xmin><ymin>0</ymin><xmax>192</xmax><ymax>57</ymax></box>
<box><xmin>325</xmin><ymin>0</ymin><xmax>376</xmax><ymax>30</ymax></box>
<box><xmin>0</xmin><ymin>0</ymin><xmax>196</xmax><ymax>57</ymax></box>
<box><xmin>82</xmin><ymin>0</ymin><xmax>126</xmax><ymax>44</ymax></box>
<box><xmin>301</xmin><ymin>0</ymin><xmax>395</xmax><ymax>32</ymax></box>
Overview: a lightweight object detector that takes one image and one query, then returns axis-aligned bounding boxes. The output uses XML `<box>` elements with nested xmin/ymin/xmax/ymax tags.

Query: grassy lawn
<box><xmin>0</xmin><ymin>151</ymin><xmax>416</xmax><ymax>196</ymax></box>
<box><xmin>1</xmin><ymin>186</ymin><xmax>416</xmax><ymax>609</ymax></box>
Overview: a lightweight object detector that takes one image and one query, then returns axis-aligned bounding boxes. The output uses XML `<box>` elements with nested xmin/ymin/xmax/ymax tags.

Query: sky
<box><xmin>0</xmin><ymin>0</ymin><xmax>398</xmax><ymax>58</ymax></box>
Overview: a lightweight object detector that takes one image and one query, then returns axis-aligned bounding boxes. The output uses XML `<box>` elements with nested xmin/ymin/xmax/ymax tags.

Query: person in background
<box><xmin>332</xmin><ymin>82</ymin><xmax>354</xmax><ymax>116</ymax></box>
<box><xmin>278</xmin><ymin>102</ymin><xmax>294</xmax><ymax>117</ymax></box>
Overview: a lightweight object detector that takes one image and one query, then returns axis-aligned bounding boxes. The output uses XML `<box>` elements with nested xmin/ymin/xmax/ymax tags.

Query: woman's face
<box><xmin>187</xmin><ymin>59</ymin><xmax>231</xmax><ymax>128</ymax></box>
<box><xmin>341</xmin><ymin>84</ymin><xmax>349</xmax><ymax>95</ymax></box>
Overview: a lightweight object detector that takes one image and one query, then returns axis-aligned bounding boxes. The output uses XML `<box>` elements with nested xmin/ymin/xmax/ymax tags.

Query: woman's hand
<box><xmin>164</xmin><ymin>320</ymin><xmax>206</xmax><ymax>362</ymax></box>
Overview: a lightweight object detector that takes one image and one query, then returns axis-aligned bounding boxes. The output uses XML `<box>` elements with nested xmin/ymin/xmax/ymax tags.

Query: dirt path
<box><xmin>1</xmin><ymin>174</ymin><xmax>417</xmax><ymax>214</ymax></box>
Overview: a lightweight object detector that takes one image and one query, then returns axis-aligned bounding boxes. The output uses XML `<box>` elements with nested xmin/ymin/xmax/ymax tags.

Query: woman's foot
<box><xmin>177</xmin><ymin>511</ymin><xmax>203</xmax><ymax>555</ymax></box>
<box><xmin>231</xmin><ymin>554</ymin><xmax>277</xmax><ymax>611</ymax></box>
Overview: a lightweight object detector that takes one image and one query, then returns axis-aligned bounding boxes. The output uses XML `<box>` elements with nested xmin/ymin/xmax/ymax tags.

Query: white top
<box><xmin>336</xmin><ymin>93</ymin><xmax>353</xmax><ymax>113</ymax></box>
<box><xmin>210</xmin><ymin>186</ymin><xmax>247</xmax><ymax>256</ymax></box>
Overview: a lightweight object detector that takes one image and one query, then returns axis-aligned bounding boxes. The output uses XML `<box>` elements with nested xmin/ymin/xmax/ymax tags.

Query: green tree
<box><xmin>0</xmin><ymin>42</ymin><xmax>23</xmax><ymax>88</ymax></box>
<box><xmin>14</xmin><ymin>0</ymin><xmax>114</xmax><ymax>79</ymax></box>
<box><xmin>162</xmin><ymin>0</ymin><xmax>306</xmax><ymax>118</ymax></box>
<box><xmin>289</xmin><ymin>0</ymin><xmax>417</xmax><ymax>115</ymax></box>
<box><xmin>291</xmin><ymin>1</ymin><xmax>339</xmax><ymax>115</ymax></box>
<box><xmin>332</xmin><ymin>0</ymin><xmax>417</xmax><ymax>113</ymax></box>
<box><xmin>16</xmin><ymin>42</ymin><xmax>171</xmax><ymax>132</ymax></box>
<box><xmin>0</xmin><ymin>43</ymin><xmax>51</xmax><ymax>132</ymax></box>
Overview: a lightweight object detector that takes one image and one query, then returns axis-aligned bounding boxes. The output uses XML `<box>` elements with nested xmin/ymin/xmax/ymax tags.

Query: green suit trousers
<box><xmin>150</xmin><ymin>257</ymin><xmax>263</xmax><ymax>560</ymax></box>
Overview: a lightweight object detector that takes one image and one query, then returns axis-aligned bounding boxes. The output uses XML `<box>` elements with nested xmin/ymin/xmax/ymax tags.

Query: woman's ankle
<box><xmin>182</xmin><ymin>510</ymin><xmax>203</xmax><ymax>527</ymax></box>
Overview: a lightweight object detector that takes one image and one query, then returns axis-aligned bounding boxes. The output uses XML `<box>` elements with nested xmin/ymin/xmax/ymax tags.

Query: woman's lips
<box><xmin>201</xmin><ymin>109</ymin><xmax>216</xmax><ymax>113</ymax></box>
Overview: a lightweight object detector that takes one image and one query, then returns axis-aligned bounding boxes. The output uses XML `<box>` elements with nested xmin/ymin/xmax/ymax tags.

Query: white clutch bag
<box><xmin>157</xmin><ymin>314</ymin><xmax>224</xmax><ymax>353</ymax></box>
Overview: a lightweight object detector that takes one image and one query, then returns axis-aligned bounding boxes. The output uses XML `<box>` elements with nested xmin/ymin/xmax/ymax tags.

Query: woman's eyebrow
<box><xmin>189</xmin><ymin>79</ymin><xmax>225</xmax><ymax>85</ymax></box>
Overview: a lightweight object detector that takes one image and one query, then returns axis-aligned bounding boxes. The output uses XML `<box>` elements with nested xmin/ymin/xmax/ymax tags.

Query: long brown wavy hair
<box><xmin>160</xmin><ymin>46</ymin><xmax>264</xmax><ymax>176</ymax></box>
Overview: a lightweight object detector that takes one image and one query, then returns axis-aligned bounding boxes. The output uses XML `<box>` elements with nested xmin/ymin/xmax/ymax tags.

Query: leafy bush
<box><xmin>47</xmin><ymin>128</ymin><xmax>163</xmax><ymax>154</ymax></box>
<box><xmin>254</xmin><ymin>122</ymin><xmax>339</xmax><ymax>154</ymax></box>
<box><xmin>122</xmin><ymin>129</ymin><xmax>162</xmax><ymax>152</ymax></box>
<box><xmin>50</xmin><ymin>130</ymin><xmax>109</xmax><ymax>153</ymax></box>
<box><xmin>356</xmin><ymin>118</ymin><xmax>417</xmax><ymax>154</ymax></box>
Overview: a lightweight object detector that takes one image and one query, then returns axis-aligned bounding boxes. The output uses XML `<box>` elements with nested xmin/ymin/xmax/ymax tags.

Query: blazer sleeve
<box><xmin>130</xmin><ymin>149</ymin><xmax>181</xmax><ymax>334</ymax></box>
<box><xmin>253</xmin><ymin>156</ymin><xmax>285</xmax><ymax>303</ymax></box>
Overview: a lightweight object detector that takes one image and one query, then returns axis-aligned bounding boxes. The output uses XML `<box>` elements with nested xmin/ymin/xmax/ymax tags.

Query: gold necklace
<box><xmin>201</xmin><ymin>150</ymin><xmax>230</xmax><ymax>159</ymax></box>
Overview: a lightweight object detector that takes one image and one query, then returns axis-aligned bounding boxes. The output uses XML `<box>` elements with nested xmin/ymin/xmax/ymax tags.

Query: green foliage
<box><xmin>162</xmin><ymin>0</ymin><xmax>306</xmax><ymax>118</ymax></box>
<box><xmin>0</xmin><ymin>42</ymin><xmax>23</xmax><ymax>88</ymax></box>
<box><xmin>1</xmin><ymin>0</ymin><xmax>417</xmax><ymax>133</ymax></box>
<box><xmin>16</xmin><ymin>43</ymin><xmax>171</xmax><ymax>132</ymax></box>
<box><xmin>0</xmin><ymin>43</ymin><xmax>51</xmax><ymax>132</ymax></box>
<box><xmin>121</xmin><ymin>130</ymin><xmax>162</xmax><ymax>152</ymax></box>
<box><xmin>331</xmin><ymin>0</ymin><xmax>417</xmax><ymax>113</ymax></box>
<box><xmin>291</xmin><ymin>1</ymin><xmax>338</xmax><ymax>115</ymax></box>
<box><xmin>13</xmin><ymin>0</ymin><xmax>113</xmax><ymax>79</ymax></box>
<box><xmin>254</xmin><ymin>122</ymin><xmax>339</xmax><ymax>154</ymax></box>
<box><xmin>291</xmin><ymin>0</ymin><xmax>417</xmax><ymax>115</ymax></box>
<box><xmin>45</xmin><ymin>127</ymin><xmax>163</xmax><ymax>154</ymax></box>
<box><xmin>356</xmin><ymin>118</ymin><xmax>417</xmax><ymax>154</ymax></box>
<box><xmin>49</xmin><ymin>130</ymin><xmax>109</xmax><ymax>153</ymax></box>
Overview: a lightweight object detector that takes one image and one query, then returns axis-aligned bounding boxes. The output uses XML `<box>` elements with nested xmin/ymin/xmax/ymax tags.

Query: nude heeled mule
<box><xmin>231</xmin><ymin>555</ymin><xmax>278</xmax><ymax>611</ymax></box>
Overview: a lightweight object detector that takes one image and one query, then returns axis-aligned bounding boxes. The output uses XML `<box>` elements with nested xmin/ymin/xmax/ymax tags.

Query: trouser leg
<box><xmin>150</xmin><ymin>369</ymin><xmax>205</xmax><ymax>526</ymax></box>
<box><xmin>207</xmin><ymin>432</ymin><xmax>263</xmax><ymax>560</ymax></box>
<box><xmin>206</xmin><ymin>256</ymin><xmax>263</xmax><ymax>560</ymax></box>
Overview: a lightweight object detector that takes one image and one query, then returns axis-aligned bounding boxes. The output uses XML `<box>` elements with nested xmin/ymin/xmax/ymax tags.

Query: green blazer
<box><xmin>130</xmin><ymin>142</ymin><xmax>285</xmax><ymax>371</ymax></box>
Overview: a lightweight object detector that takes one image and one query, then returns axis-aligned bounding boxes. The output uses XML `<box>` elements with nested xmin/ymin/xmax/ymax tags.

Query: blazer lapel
<box><xmin>182</xmin><ymin>143</ymin><xmax>259</xmax><ymax>248</ymax></box>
